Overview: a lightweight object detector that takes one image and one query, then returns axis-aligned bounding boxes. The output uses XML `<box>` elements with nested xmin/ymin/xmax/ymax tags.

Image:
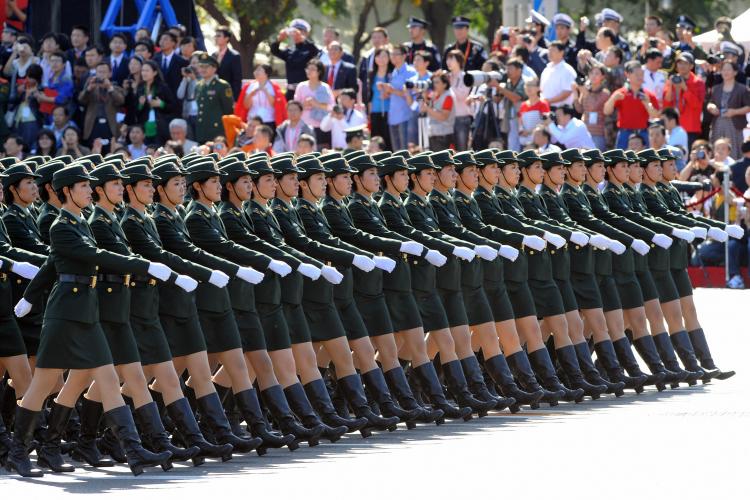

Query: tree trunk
<box><xmin>352</xmin><ymin>0</ymin><xmax>377</xmax><ymax>65</ymax></box>
<box><xmin>421</xmin><ymin>0</ymin><xmax>454</xmax><ymax>53</ymax></box>
<box><xmin>484</xmin><ymin>1</ymin><xmax>502</xmax><ymax>49</ymax></box>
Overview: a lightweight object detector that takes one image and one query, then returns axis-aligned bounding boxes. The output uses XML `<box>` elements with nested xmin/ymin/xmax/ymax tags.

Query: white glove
<box><xmin>268</xmin><ymin>259</ymin><xmax>292</xmax><ymax>277</ymax></box>
<box><xmin>569</xmin><ymin>231</ymin><xmax>589</xmax><ymax>246</ymax></box>
<box><xmin>452</xmin><ymin>246</ymin><xmax>476</xmax><ymax>261</ymax></box>
<box><xmin>543</xmin><ymin>231</ymin><xmax>566</xmax><ymax>249</ymax></box>
<box><xmin>725</xmin><ymin>224</ymin><xmax>744</xmax><ymax>239</ymax></box>
<box><xmin>588</xmin><ymin>234</ymin><xmax>610</xmax><ymax>250</ymax></box>
<box><xmin>671</xmin><ymin>227</ymin><xmax>695</xmax><ymax>243</ymax></box>
<box><xmin>425</xmin><ymin>249</ymin><xmax>447</xmax><ymax>267</ymax></box>
<box><xmin>609</xmin><ymin>240</ymin><xmax>627</xmax><ymax>255</ymax></box>
<box><xmin>708</xmin><ymin>227</ymin><xmax>728</xmax><ymax>242</ymax></box>
<box><xmin>522</xmin><ymin>235</ymin><xmax>546</xmax><ymax>251</ymax></box>
<box><xmin>352</xmin><ymin>255</ymin><xmax>375</xmax><ymax>272</ymax></box>
<box><xmin>499</xmin><ymin>245</ymin><xmax>519</xmax><ymax>262</ymax></box>
<box><xmin>10</xmin><ymin>261</ymin><xmax>39</xmax><ymax>280</ymax></box>
<box><xmin>208</xmin><ymin>270</ymin><xmax>230</xmax><ymax>288</ymax></box>
<box><xmin>399</xmin><ymin>240</ymin><xmax>424</xmax><ymax>256</ymax></box>
<box><xmin>630</xmin><ymin>239</ymin><xmax>650</xmax><ymax>255</ymax></box>
<box><xmin>174</xmin><ymin>275</ymin><xmax>198</xmax><ymax>293</ymax></box>
<box><xmin>147</xmin><ymin>262</ymin><xmax>172</xmax><ymax>282</ymax></box>
<box><xmin>474</xmin><ymin>245</ymin><xmax>498</xmax><ymax>261</ymax></box>
<box><xmin>321</xmin><ymin>265</ymin><xmax>344</xmax><ymax>284</ymax></box>
<box><xmin>372</xmin><ymin>255</ymin><xmax>396</xmax><ymax>273</ymax></box>
<box><xmin>691</xmin><ymin>227</ymin><xmax>707</xmax><ymax>239</ymax></box>
<box><xmin>237</xmin><ymin>266</ymin><xmax>264</xmax><ymax>284</ymax></box>
<box><xmin>651</xmin><ymin>233</ymin><xmax>673</xmax><ymax>250</ymax></box>
<box><xmin>297</xmin><ymin>263</ymin><xmax>321</xmax><ymax>280</ymax></box>
<box><xmin>14</xmin><ymin>298</ymin><xmax>32</xmax><ymax>318</ymax></box>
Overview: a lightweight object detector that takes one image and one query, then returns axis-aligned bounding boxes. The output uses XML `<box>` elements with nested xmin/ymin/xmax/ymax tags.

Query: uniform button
<box><xmin>16</xmin><ymin>279</ymin><xmax>21</xmax><ymax>284</ymax></box>
<box><xmin>73</xmin><ymin>287</ymin><xmax>78</xmax><ymax>293</ymax></box>
<box><xmin>575</xmin><ymin>245</ymin><xmax>581</xmax><ymax>250</ymax></box>
<box><xmin>551</xmin><ymin>250</ymin><xmax>555</xmax><ymax>254</ymax></box>
<box><xmin>96</xmin><ymin>266</ymin><xmax>99</xmax><ymax>270</ymax></box>
<box><xmin>107</xmin><ymin>288</ymin><xmax>112</xmax><ymax>293</ymax></box>
<box><xmin>650</xmin><ymin>244</ymin><xmax>655</xmax><ymax>248</ymax></box>
<box><xmin>529</xmin><ymin>250</ymin><xmax>535</xmax><ymax>255</ymax></box>
<box><xmin>131</xmin><ymin>282</ymin><xmax>136</xmax><ymax>287</ymax></box>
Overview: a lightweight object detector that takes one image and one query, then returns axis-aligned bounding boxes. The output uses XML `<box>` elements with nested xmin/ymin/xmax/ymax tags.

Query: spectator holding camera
<box><xmin>574</xmin><ymin>64</ymin><xmax>610</xmax><ymax>150</ymax></box>
<box><xmin>419</xmin><ymin>70</ymin><xmax>455</xmax><ymax>151</ymax></box>
<box><xmin>176</xmin><ymin>52</ymin><xmax>201</xmax><ymax>134</ymax></box>
<box><xmin>604</xmin><ymin>60</ymin><xmax>660</xmax><ymax>149</ymax></box>
<box><xmin>320</xmin><ymin>88</ymin><xmax>367</xmax><ymax>149</ymax></box>
<box><xmin>271</xmin><ymin>19</ymin><xmax>321</xmax><ymax>100</ymax></box>
<box><xmin>542</xmin><ymin>104</ymin><xmax>595</xmax><ymax>149</ymax></box>
<box><xmin>10</xmin><ymin>62</ymin><xmax>44</xmax><ymax>147</ymax></box>
<box><xmin>496</xmin><ymin>57</ymin><xmax>527</xmax><ymax>151</ymax></box>
<box><xmin>663</xmin><ymin>52</ymin><xmax>705</xmax><ymax>148</ymax></box>
<box><xmin>678</xmin><ymin>140</ymin><xmax>716</xmax><ymax>183</ymax></box>
<box><xmin>706</xmin><ymin>61</ymin><xmax>750</xmax><ymax>160</ymax></box>
<box><xmin>78</xmin><ymin>61</ymin><xmax>124</xmax><ymax>150</ymax></box>
<box><xmin>242</xmin><ymin>63</ymin><xmax>278</xmax><ymax>129</ymax></box>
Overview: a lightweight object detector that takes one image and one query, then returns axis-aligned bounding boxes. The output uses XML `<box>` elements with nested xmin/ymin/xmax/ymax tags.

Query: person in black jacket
<box><xmin>270</xmin><ymin>19</ymin><xmax>320</xmax><ymax>100</ymax></box>
<box><xmin>212</xmin><ymin>26</ymin><xmax>243</xmax><ymax>100</ymax></box>
<box><xmin>133</xmin><ymin>60</ymin><xmax>178</xmax><ymax>145</ymax></box>
<box><xmin>153</xmin><ymin>32</ymin><xmax>188</xmax><ymax>99</ymax></box>
<box><xmin>325</xmin><ymin>41</ymin><xmax>358</xmax><ymax>96</ymax></box>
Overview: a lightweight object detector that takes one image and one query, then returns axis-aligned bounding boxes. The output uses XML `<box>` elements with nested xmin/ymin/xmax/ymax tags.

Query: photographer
<box><xmin>496</xmin><ymin>57</ymin><xmax>527</xmax><ymax>151</ymax></box>
<box><xmin>10</xmin><ymin>62</ymin><xmax>44</xmax><ymax>147</ymax></box>
<box><xmin>78</xmin><ymin>61</ymin><xmax>125</xmax><ymax>152</ymax></box>
<box><xmin>573</xmin><ymin>64</ymin><xmax>610</xmax><ymax>150</ymax></box>
<box><xmin>542</xmin><ymin>104</ymin><xmax>595</xmax><ymax>149</ymax></box>
<box><xmin>663</xmin><ymin>52</ymin><xmax>705</xmax><ymax>148</ymax></box>
<box><xmin>418</xmin><ymin>70</ymin><xmax>455</xmax><ymax>151</ymax></box>
<box><xmin>604</xmin><ymin>60</ymin><xmax>660</xmax><ymax>149</ymax></box>
<box><xmin>678</xmin><ymin>141</ymin><xmax>716</xmax><ymax>188</ymax></box>
<box><xmin>319</xmin><ymin>88</ymin><xmax>367</xmax><ymax>149</ymax></box>
<box><xmin>176</xmin><ymin>52</ymin><xmax>201</xmax><ymax>136</ymax></box>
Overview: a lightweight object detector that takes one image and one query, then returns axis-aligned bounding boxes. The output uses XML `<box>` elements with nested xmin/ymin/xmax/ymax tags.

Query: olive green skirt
<box><xmin>334</xmin><ymin>297</ymin><xmax>370</xmax><ymax>340</ymax></box>
<box><xmin>651</xmin><ymin>269</ymin><xmax>680</xmax><ymax>304</ymax></box>
<box><xmin>414</xmin><ymin>289</ymin><xmax>450</xmax><ymax>332</ymax></box>
<box><xmin>0</xmin><ymin>315</ymin><xmax>27</xmax><ymax>357</ymax></box>
<box><xmin>635</xmin><ymin>269</ymin><xmax>660</xmax><ymax>303</ymax></box>
<box><xmin>613</xmin><ymin>270</ymin><xmax>644</xmax><ymax>310</ymax></box>
<box><xmin>505</xmin><ymin>280</ymin><xmax>538</xmax><ymax>319</ymax></box>
<box><xmin>303</xmin><ymin>302</ymin><xmax>347</xmax><ymax>342</ymax></box>
<box><xmin>570</xmin><ymin>272</ymin><xmax>603</xmax><ymax>310</ymax></box>
<box><xmin>197</xmin><ymin>309</ymin><xmax>243</xmax><ymax>353</ymax></box>
<box><xmin>353</xmin><ymin>293</ymin><xmax>394</xmax><ymax>337</ymax></box>
<box><xmin>437</xmin><ymin>289</ymin><xmax>469</xmax><ymax>327</ymax></box>
<box><xmin>160</xmin><ymin>314</ymin><xmax>208</xmax><ymax>358</ymax></box>
<box><xmin>472</xmin><ymin>285</ymin><xmax>511</xmax><ymax>324</ymax></box>
<box><xmin>100</xmin><ymin>320</ymin><xmax>141</xmax><ymax>366</ymax></box>
<box><xmin>671</xmin><ymin>268</ymin><xmax>694</xmax><ymax>298</ymax></box>
<box><xmin>18</xmin><ymin>322</ymin><xmax>40</xmax><ymax>357</ymax></box>
<box><xmin>233</xmin><ymin>308</ymin><xmax>267</xmax><ymax>352</ymax></box>
<box><xmin>36</xmin><ymin>318</ymin><xmax>113</xmax><ymax>369</ymax></box>
<box><xmin>554</xmin><ymin>279</ymin><xmax>579</xmax><ymax>313</ymax></box>
<box><xmin>384</xmin><ymin>290</ymin><xmax>423</xmax><ymax>332</ymax></box>
<box><xmin>596</xmin><ymin>274</ymin><xmax>622</xmax><ymax>313</ymax></box>
<box><xmin>528</xmin><ymin>278</ymin><xmax>565</xmax><ymax>318</ymax></box>
<box><xmin>131</xmin><ymin>314</ymin><xmax>173</xmax><ymax>365</ymax></box>
<box><xmin>282</xmin><ymin>302</ymin><xmax>312</xmax><ymax>345</ymax></box>
<box><xmin>257</xmin><ymin>303</ymin><xmax>292</xmax><ymax>351</ymax></box>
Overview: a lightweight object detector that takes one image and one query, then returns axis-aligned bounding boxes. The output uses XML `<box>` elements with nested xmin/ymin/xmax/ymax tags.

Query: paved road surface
<box><xmin>2</xmin><ymin>288</ymin><xmax>747</xmax><ymax>499</ymax></box>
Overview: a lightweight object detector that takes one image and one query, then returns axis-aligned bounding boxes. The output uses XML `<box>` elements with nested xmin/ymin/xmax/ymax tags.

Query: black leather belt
<box><xmin>97</xmin><ymin>274</ymin><xmax>131</xmax><ymax>285</ymax></box>
<box><xmin>130</xmin><ymin>274</ymin><xmax>157</xmax><ymax>287</ymax></box>
<box><xmin>58</xmin><ymin>274</ymin><xmax>97</xmax><ymax>288</ymax></box>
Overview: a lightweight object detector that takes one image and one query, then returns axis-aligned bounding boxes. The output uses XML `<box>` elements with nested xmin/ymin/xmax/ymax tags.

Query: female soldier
<box><xmin>8</xmin><ymin>164</ymin><xmax>175</xmax><ymax>477</ymax></box>
<box><xmin>620</xmin><ymin>150</ymin><xmax>700</xmax><ymax>384</ymax></box>
<box><xmin>183</xmin><ymin>156</ymin><xmax>347</xmax><ymax>444</ymax></box>
<box><xmin>269</xmin><ymin>154</ymin><xmax>418</xmax><ymax>429</ymax></box>
<box><xmin>639</xmin><ymin>148</ymin><xmax>736</xmax><ymax>381</ymax></box>
<box><xmin>295</xmin><ymin>156</ymin><xmax>443</xmax><ymax>425</ymax></box>
<box><xmin>34</xmin><ymin>161</ymin><xmax>66</xmax><ymax>244</ymax></box>
<box><xmin>469</xmin><ymin>150</ymin><xmax>583</xmax><ymax>402</ymax></box>
<box><xmin>245</xmin><ymin>153</ymin><xmax>397</xmax><ymax>434</ymax></box>
<box><xmin>375</xmin><ymin>153</ymin><xmax>505</xmax><ymax>415</ymax></box>
<box><xmin>320</xmin><ymin>153</ymin><xmax>470</xmax><ymax>420</ymax></box>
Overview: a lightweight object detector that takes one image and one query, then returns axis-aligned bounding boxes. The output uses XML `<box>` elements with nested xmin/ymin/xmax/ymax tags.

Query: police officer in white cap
<box><xmin>404</xmin><ymin>17</ymin><xmax>441</xmax><ymax>72</ymax></box>
<box><xmin>599</xmin><ymin>8</ymin><xmax>632</xmax><ymax>61</ymax></box>
<box><xmin>442</xmin><ymin>16</ymin><xmax>487</xmax><ymax>72</ymax></box>
<box><xmin>271</xmin><ymin>19</ymin><xmax>322</xmax><ymax>100</ymax></box>
<box><xmin>672</xmin><ymin>15</ymin><xmax>707</xmax><ymax>61</ymax></box>
<box><xmin>551</xmin><ymin>13</ymin><xmax>577</xmax><ymax>68</ymax></box>
<box><xmin>525</xmin><ymin>9</ymin><xmax>550</xmax><ymax>48</ymax></box>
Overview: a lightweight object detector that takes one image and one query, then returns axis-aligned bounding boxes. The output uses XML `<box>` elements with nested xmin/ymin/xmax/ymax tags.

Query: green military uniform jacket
<box><xmin>1</xmin><ymin>217</ymin><xmax>46</xmax><ymax>319</ymax></box>
<box><xmin>37</xmin><ymin>202</ymin><xmax>60</xmax><ymax>245</ymax></box>
<box><xmin>122</xmin><ymin>206</ymin><xmax>212</xmax><ymax>320</ymax></box>
<box><xmin>321</xmin><ymin>194</ymin><xmax>401</xmax><ymax>297</ymax></box>
<box><xmin>271</xmin><ymin>197</ymin><xmax>352</xmax><ymax>305</ymax></box>
<box><xmin>153</xmin><ymin>203</ymin><xmax>239</xmax><ymax>314</ymax></box>
<box><xmin>195</xmin><ymin>76</ymin><xmax>235</xmax><ymax>144</ymax></box>
<box><xmin>639</xmin><ymin>183</ymin><xmax>697</xmax><ymax>270</ymax></box>
<box><xmin>657</xmin><ymin>181</ymin><xmax>722</xmax><ymax>230</ymax></box>
<box><xmin>247</xmin><ymin>199</ymin><xmax>319</xmax><ymax>306</ymax></box>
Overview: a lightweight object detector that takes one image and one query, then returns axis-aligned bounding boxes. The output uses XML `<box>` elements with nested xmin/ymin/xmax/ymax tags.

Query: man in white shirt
<box><xmin>319</xmin><ymin>89</ymin><xmax>367</xmax><ymax>149</ymax></box>
<box><xmin>544</xmin><ymin>105</ymin><xmax>595</xmax><ymax>149</ymax></box>
<box><xmin>641</xmin><ymin>49</ymin><xmax>666</xmax><ymax>106</ymax></box>
<box><xmin>539</xmin><ymin>41</ymin><xmax>576</xmax><ymax>107</ymax></box>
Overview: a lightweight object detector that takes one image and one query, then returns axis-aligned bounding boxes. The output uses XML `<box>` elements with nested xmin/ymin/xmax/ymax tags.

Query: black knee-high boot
<box><xmin>527</xmin><ymin>348</ymin><xmax>584</xmax><ymax>403</ymax></box>
<box><xmin>573</xmin><ymin>342</ymin><xmax>625</xmax><ymax>396</ymax></box>
<box><xmin>442</xmin><ymin>360</ymin><xmax>498</xmax><ymax>416</ymax></box>
<box><xmin>304</xmin><ymin>379</ymin><xmax>370</xmax><ymax>436</ymax></box>
<box><xmin>612</xmin><ymin>337</ymin><xmax>666</xmax><ymax>391</ymax></box>
<box><xmin>594</xmin><ymin>339</ymin><xmax>648</xmax><ymax>392</ymax></box>
<box><xmin>555</xmin><ymin>346</ymin><xmax>607</xmax><ymax>399</ymax></box>
<box><xmin>261</xmin><ymin>385</ymin><xmax>323</xmax><ymax>446</ymax></box>
<box><xmin>482</xmin><ymin>352</ymin><xmax>543</xmax><ymax>410</ymax></box>
<box><xmin>459</xmin><ymin>356</ymin><xmax>516</xmax><ymax>411</ymax></box>
<box><xmin>383</xmin><ymin>367</ymin><xmax>444</xmax><ymax>424</ymax></box>
<box><xmin>669</xmin><ymin>331</ymin><xmax>710</xmax><ymax>386</ymax></box>
<box><xmin>361</xmin><ymin>369</ymin><xmax>422</xmax><ymax>428</ymax></box>
<box><xmin>632</xmin><ymin>335</ymin><xmax>688</xmax><ymax>390</ymax></box>
<box><xmin>5</xmin><ymin>406</ymin><xmax>43</xmax><ymax>477</ymax></box>
<box><xmin>134</xmin><ymin>402</ymin><xmax>202</xmax><ymax>464</ymax></box>
<box><xmin>70</xmin><ymin>397</ymin><xmax>115</xmax><ymax>467</ymax></box>
<box><xmin>0</xmin><ymin>408</ymin><xmax>10</xmax><ymax>467</ymax></box>
<box><xmin>213</xmin><ymin>384</ymin><xmax>249</xmax><ymax>438</ymax></box>
<box><xmin>165</xmin><ymin>397</ymin><xmax>234</xmax><ymax>461</ymax></box>
<box><xmin>234</xmin><ymin>388</ymin><xmax>298</xmax><ymax>451</ymax></box>
<box><xmin>196</xmin><ymin>392</ymin><xmax>263</xmax><ymax>453</ymax></box>
<box><xmin>687</xmin><ymin>328</ymin><xmax>734</xmax><ymax>381</ymax></box>
<box><xmin>652</xmin><ymin>332</ymin><xmax>702</xmax><ymax>386</ymax></box>
<box><xmin>334</xmin><ymin>374</ymin><xmax>401</xmax><ymax>431</ymax></box>
<box><xmin>0</xmin><ymin>383</ymin><xmax>16</xmax><ymax>431</ymax></box>
<box><xmin>283</xmin><ymin>383</ymin><xmax>347</xmax><ymax>442</ymax></box>
<box><xmin>103</xmin><ymin>405</ymin><xmax>173</xmax><ymax>476</ymax></box>
<box><xmin>413</xmin><ymin>362</ymin><xmax>472</xmax><ymax>421</ymax></box>
<box><xmin>36</xmin><ymin>402</ymin><xmax>76</xmax><ymax>472</ymax></box>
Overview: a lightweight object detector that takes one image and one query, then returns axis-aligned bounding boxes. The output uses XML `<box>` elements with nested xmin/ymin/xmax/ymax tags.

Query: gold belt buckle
<box><xmin>148</xmin><ymin>278</ymin><xmax>157</xmax><ymax>286</ymax></box>
<box><xmin>89</xmin><ymin>275</ymin><xmax>97</xmax><ymax>288</ymax></box>
<box><xmin>124</xmin><ymin>274</ymin><xmax>131</xmax><ymax>286</ymax></box>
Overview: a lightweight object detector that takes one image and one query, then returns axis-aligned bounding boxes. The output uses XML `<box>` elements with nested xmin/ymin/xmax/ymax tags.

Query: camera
<box><xmin>672</xmin><ymin>180</ymin><xmax>711</xmax><ymax>195</ymax></box>
<box><xmin>463</xmin><ymin>69</ymin><xmax>506</xmax><ymax>87</ymax></box>
<box><xmin>670</xmin><ymin>74</ymin><xmax>683</xmax><ymax>84</ymax></box>
<box><xmin>94</xmin><ymin>77</ymin><xmax>103</xmax><ymax>84</ymax></box>
<box><xmin>696</xmin><ymin>150</ymin><xmax>706</xmax><ymax>160</ymax></box>
<box><xmin>405</xmin><ymin>80</ymin><xmax>433</xmax><ymax>91</ymax></box>
<box><xmin>182</xmin><ymin>66</ymin><xmax>193</xmax><ymax>75</ymax></box>
<box><xmin>576</xmin><ymin>75</ymin><xmax>587</xmax><ymax>86</ymax></box>
<box><xmin>649</xmin><ymin>38</ymin><xmax>659</xmax><ymax>48</ymax></box>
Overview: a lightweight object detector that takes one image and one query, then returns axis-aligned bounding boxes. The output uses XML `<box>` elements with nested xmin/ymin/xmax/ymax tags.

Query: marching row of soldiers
<box><xmin>0</xmin><ymin>144</ymin><xmax>736</xmax><ymax>477</ymax></box>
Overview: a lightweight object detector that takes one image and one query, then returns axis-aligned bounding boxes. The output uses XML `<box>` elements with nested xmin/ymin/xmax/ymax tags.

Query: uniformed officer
<box><xmin>599</xmin><ymin>8</ymin><xmax>632</xmax><ymax>61</ymax></box>
<box><xmin>442</xmin><ymin>16</ymin><xmax>487</xmax><ymax>72</ymax></box>
<box><xmin>34</xmin><ymin>160</ymin><xmax>66</xmax><ymax>244</ymax></box>
<box><xmin>404</xmin><ymin>17</ymin><xmax>441</xmax><ymax>71</ymax></box>
<box><xmin>526</xmin><ymin>9</ymin><xmax>550</xmax><ymax>48</ymax></box>
<box><xmin>672</xmin><ymin>15</ymin><xmax>707</xmax><ymax>61</ymax></box>
<box><xmin>551</xmin><ymin>13</ymin><xmax>578</xmax><ymax>69</ymax></box>
<box><xmin>10</xmin><ymin>164</ymin><xmax>176</xmax><ymax>477</ymax></box>
<box><xmin>343</xmin><ymin>124</ymin><xmax>366</xmax><ymax>155</ymax></box>
<box><xmin>194</xmin><ymin>52</ymin><xmax>235</xmax><ymax>144</ymax></box>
